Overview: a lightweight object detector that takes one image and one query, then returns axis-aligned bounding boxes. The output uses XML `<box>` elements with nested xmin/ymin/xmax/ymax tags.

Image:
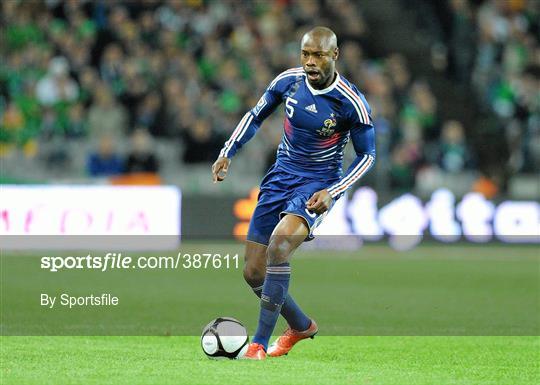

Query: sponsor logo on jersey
<box><xmin>305</xmin><ymin>104</ymin><xmax>318</xmax><ymax>113</ymax></box>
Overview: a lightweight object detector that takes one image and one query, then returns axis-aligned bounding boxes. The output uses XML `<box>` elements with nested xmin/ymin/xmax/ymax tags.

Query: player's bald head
<box><xmin>301</xmin><ymin>27</ymin><xmax>338</xmax><ymax>51</ymax></box>
<box><xmin>300</xmin><ymin>27</ymin><xmax>339</xmax><ymax>89</ymax></box>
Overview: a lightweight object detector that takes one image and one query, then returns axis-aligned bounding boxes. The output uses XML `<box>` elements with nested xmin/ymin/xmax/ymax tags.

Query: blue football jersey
<box><xmin>219</xmin><ymin>67</ymin><xmax>376</xmax><ymax>199</ymax></box>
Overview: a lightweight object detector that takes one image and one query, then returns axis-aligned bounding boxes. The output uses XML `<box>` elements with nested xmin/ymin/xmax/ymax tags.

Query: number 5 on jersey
<box><xmin>285</xmin><ymin>97</ymin><xmax>298</xmax><ymax>118</ymax></box>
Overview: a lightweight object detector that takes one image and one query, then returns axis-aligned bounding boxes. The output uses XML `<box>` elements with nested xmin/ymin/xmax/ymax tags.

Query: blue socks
<box><xmin>280</xmin><ymin>294</ymin><xmax>311</xmax><ymax>332</ymax></box>
<box><xmin>252</xmin><ymin>286</ymin><xmax>311</xmax><ymax>333</ymax></box>
<box><xmin>251</xmin><ymin>263</ymin><xmax>310</xmax><ymax>350</ymax></box>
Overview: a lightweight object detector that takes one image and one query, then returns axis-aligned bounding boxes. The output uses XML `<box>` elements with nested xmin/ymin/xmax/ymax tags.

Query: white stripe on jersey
<box><xmin>316</xmin><ymin>150</ymin><xmax>337</xmax><ymax>159</ymax></box>
<box><xmin>328</xmin><ymin>154</ymin><xmax>369</xmax><ymax>193</ymax></box>
<box><xmin>281</xmin><ymin>135</ymin><xmax>291</xmax><ymax>156</ymax></box>
<box><xmin>336</xmin><ymin>83</ymin><xmax>370</xmax><ymax>125</ymax></box>
<box><xmin>334</xmin><ymin>155</ymin><xmax>374</xmax><ymax>195</ymax></box>
<box><xmin>313</xmin><ymin>151</ymin><xmax>337</xmax><ymax>161</ymax></box>
<box><xmin>233</xmin><ymin>113</ymin><xmax>253</xmax><ymax>148</ymax></box>
<box><xmin>221</xmin><ymin>112</ymin><xmax>253</xmax><ymax>157</ymax></box>
<box><xmin>283</xmin><ymin>134</ymin><xmax>293</xmax><ymax>149</ymax></box>
<box><xmin>220</xmin><ymin>113</ymin><xmax>249</xmax><ymax>157</ymax></box>
<box><xmin>311</xmin><ymin>143</ymin><xmax>339</xmax><ymax>155</ymax></box>
<box><xmin>339</xmin><ymin>80</ymin><xmax>370</xmax><ymax>123</ymax></box>
<box><xmin>269</xmin><ymin>68</ymin><xmax>304</xmax><ymax>90</ymax></box>
<box><xmin>332</xmin><ymin>154</ymin><xmax>369</xmax><ymax>190</ymax></box>
<box><xmin>328</xmin><ymin>154</ymin><xmax>374</xmax><ymax>197</ymax></box>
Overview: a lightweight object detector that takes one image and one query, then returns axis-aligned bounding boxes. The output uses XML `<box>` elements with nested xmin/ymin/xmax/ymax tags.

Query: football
<box><xmin>201</xmin><ymin>317</ymin><xmax>249</xmax><ymax>359</ymax></box>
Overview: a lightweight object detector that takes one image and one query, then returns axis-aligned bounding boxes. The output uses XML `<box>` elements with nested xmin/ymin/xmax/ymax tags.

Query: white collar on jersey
<box><xmin>305</xmin><ymin>71</ymin><xmax>341</xmax><ymax>95</ymax></box>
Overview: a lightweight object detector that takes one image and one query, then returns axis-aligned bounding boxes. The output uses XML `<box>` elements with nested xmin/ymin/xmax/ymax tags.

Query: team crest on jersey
<box><xmin>317</xmin><ymin>113</ymin><xmax>337</xmax><ymax>137</ymax></box>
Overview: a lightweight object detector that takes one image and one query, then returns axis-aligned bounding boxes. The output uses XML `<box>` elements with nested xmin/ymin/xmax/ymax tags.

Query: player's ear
<box><xmin>333</xmin><ymin>47</ymin><xmax>339</xmax><ymax>61</ymax></box>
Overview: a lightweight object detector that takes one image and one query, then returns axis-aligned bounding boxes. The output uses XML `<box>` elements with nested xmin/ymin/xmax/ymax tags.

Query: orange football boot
<box><xmin>267</xmin><ymin>320</ymin><xmax>318</xmax><ymax>357</ymax></box>
<box><xmin>242</xmin><ymin>343</ymin><xmax>267</xmax><ymax>360</ymax></box>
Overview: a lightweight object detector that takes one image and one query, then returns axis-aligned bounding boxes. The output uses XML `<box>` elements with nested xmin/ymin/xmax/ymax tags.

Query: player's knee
<box><xmin>266</xmin><ymin>236</ymin><xmax>291</xmax><ymax>265</ymax></box>
<box><xmin>243</xmin><ymin>264</ymin><xmax>265</xmax><ymax>287</ymax></box>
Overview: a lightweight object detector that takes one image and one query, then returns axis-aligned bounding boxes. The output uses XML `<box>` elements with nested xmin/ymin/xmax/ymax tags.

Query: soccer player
<box><xmin>212</xmin><ymin>27</ymin><xmax>375</xmax><ymax>360</ymax></box>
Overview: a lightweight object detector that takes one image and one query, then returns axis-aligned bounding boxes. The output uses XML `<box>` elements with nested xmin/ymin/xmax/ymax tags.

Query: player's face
<box><xmin>301</xmin><ymin>38</ymin><xmax>338</xmax><ymax>89</ymax></box>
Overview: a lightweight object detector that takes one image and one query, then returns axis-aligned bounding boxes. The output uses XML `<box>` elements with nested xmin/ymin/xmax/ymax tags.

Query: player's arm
<box><xmin>307</xmin><ymin>125</ymin><xmax>376</xmax><ymax>213</ymax></box>
<box><xmin>308</xmin><ymin>87</ymin><xmax>376</xmax><ymax>212</ymax></box>
<box><xmin>327</xmin><ymin>124</ymin><xmax>375</xmax><ymax>199</ymax></box>
<box><xmin>212</xmin><ymin>87</ymin><xmax>283</xmax><ymax>182</ymax></box>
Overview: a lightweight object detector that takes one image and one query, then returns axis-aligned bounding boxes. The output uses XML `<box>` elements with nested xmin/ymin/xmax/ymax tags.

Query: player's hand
<box><xmin>212</xmin><ymin>157</ymin><xmax>231</xmax><ymax>183</ymax></box>
<box><xmin>306</xmin><ymin>189</ymin><xmax>333</xmax><ymax>215</ymax></box>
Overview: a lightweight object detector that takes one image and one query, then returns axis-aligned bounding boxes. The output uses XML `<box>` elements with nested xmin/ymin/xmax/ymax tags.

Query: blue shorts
<box><xmin>247</xmin><ymin>164</ymin><xmax>338</xmax><ymax>245</ymax></box>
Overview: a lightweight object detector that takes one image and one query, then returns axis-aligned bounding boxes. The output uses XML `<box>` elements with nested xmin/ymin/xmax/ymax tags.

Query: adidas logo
<box><xmin>305</xmin><ymin>104</ymin><xmax>318</xmax><ymax>113</ymax></box>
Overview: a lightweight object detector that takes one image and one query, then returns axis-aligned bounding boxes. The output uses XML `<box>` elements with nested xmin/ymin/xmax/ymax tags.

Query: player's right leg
<box><xmin>243</xmin><ymin>240</ymin><xmax>267</xmax><ymax>294</ymax></box>
<box><xmin>242</xmin><ymin>166</ymin><xmax>313</xmax><ymax>359</ymax></box>
<box><xmin>245</xmin><ymin>215</ymin><xmax>318</xmax><ymax>360</ymax></box>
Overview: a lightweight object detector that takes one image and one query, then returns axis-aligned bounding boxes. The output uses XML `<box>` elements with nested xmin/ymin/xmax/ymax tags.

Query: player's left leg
<box><xmin>244</xmin><ymin>214</ymin><xmax>309</xmax><ymax>359</ymax></box>
<box><xmin>243</xmin><ymin>240</ymin><xmax>313</xmax><ymax>333</ymax></box>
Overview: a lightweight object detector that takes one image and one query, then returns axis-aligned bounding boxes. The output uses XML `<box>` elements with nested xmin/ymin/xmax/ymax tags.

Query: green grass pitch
<box><xmin>2</xmin><ymin>336</ymin><xmax>538</xmax><ymax>384</ymax></box>
<box><xmin>1</xmin><ymin>243</ymin><xmax>539</xmax><ymax>384</ymax></box>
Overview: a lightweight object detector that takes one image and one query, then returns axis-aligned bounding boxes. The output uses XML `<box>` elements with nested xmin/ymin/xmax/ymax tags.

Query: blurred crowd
<box><xmin>1</xmin><ymin>0</ymin><xmax>538</xmax><ymax>193</ymax></box>
<box><xmin>429</xmin><ymin>0</ymin><xmax>539</xmax><ymax>176</ymax></box>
